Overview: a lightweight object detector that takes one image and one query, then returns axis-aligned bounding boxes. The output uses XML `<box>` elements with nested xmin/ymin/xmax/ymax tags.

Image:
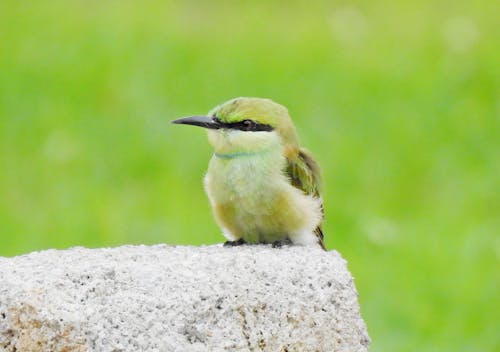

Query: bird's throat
<box><xmin>214</xmin><ymin>147</ymin><xmax>274</xmax><ymax>159</ymax></box>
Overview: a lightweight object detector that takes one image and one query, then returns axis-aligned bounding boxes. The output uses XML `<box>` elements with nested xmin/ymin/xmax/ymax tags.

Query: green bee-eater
<box><xmin>172</xmin><ymin>97</ymin><xmax>325</xmax><ymax>250</ymax></box>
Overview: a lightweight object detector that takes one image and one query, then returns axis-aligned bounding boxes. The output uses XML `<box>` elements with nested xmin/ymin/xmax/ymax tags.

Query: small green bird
<box><xmin>172</xmin><ymin>97</ymin><xmax>325</xmax><ymax>250</ymax></box>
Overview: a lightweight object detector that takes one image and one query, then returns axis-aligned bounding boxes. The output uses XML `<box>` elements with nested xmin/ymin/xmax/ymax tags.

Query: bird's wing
<box><xmin>285</xmin><ymin>148</ymin><xmax>326</xmax><ymax>250</ymax></box>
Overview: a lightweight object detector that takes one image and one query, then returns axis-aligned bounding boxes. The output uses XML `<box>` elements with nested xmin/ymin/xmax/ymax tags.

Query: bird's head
<box><xmin>172</xmin><ymin>97</ymin><xmax>299</xmax><ymax>156</ymax></box>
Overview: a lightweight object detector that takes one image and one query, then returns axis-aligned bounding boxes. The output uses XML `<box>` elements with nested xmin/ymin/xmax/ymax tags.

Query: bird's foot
<box><xmin>223</xmin><ymin>238</ymin><xmax>246</xmax><ymax>247</ymax></box>
<box><xmin>271</xmin><ymin>238</ymin><xmax>293</xmax><ymax>248</ymax></box>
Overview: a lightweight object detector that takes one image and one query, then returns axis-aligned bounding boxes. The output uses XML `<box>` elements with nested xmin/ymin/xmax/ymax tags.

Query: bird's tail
<box><xmin>315</xmin><ymin>226</ymin><xmax>326</xmax><ymax>250</ymax></box>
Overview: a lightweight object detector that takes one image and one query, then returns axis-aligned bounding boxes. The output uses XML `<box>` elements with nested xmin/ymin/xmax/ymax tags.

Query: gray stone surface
<box><xmin>0</xmin><ymin>245</ymin><xmax>370</xmax><ymax>351</ymax></box>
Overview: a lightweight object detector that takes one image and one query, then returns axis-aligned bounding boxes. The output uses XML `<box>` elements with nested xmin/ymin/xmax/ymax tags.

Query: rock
<box><xmin>0</xmin><ymin>245</ymin><xmax>370</xmax><ymax>351</ymax></box>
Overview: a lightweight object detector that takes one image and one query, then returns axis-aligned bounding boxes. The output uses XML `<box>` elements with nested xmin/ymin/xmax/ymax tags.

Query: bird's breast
<box><xmin>205</xmin><ymin>150</ymin><xmax>286</xmax><ymax>205</ymax></box>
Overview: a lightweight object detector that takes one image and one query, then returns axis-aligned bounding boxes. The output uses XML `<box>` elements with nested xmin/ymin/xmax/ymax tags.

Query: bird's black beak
<box><xmin>171</xmin><ymin>116</ymin><xmax>222</xmax><ymax>130</ymax></box>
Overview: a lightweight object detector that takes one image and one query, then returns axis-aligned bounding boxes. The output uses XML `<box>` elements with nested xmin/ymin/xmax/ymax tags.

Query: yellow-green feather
<box><xmin>285</xmin><ymin>147</ymin><xmax>326</xmax><ymax>249</ymax></box>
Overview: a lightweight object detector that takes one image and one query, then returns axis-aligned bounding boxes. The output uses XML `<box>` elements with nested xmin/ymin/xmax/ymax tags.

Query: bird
<box><xmin>172</xmin><ymin>97</ymin><xmax>326</xmax><ymax>250</ymax></box>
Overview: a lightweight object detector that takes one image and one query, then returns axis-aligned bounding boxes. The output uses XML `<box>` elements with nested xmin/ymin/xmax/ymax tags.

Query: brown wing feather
<box><xmin>285</xmin><ymin>148</ymin><xmax>326</xmax><ymax>250</ymax></box>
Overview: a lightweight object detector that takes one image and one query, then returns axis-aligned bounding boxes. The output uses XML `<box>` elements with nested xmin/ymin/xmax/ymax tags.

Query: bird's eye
<box><xmin>242</xmin><ymin>120</ymin><xmax>254</xmax><ymax>130</ymax></box>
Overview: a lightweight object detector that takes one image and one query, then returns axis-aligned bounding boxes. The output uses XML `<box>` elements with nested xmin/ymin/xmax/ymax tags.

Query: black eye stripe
<box><xmin>232</xmin><ymin>120</ymin><xmax>273</xmax><ymax>132</ymax></box>
<box><xmin>213</xmin><ymin>117</ymin><xmax>273</xmax><ymax>132</ymax></box>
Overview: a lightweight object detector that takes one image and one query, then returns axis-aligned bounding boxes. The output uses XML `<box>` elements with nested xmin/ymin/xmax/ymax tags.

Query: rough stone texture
<box><xmin>0</xmin><ymin>245</ymin><xmax>370</xmax><ymax>352</ymax></box>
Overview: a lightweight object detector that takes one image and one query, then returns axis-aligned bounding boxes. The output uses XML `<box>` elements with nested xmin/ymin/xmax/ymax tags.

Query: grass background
<box><xmin>0</xmin><ymin>0</ymin><xmax>498</xmax><ymax>350</ymax></box>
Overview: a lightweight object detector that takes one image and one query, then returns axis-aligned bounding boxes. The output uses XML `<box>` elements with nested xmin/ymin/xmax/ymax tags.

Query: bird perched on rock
<box><xmin>172</xmin><ymin>97</ymin><xmax>325</xmax><ymax>250</ymax></box>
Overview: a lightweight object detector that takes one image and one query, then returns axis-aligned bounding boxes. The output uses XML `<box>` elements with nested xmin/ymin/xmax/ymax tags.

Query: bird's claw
<box><xmin>271</xmin><ymin>238</ymin><xmax>292</xmax><ymax>248</ymax></box>
<box><xmin>223</xmin><ymin>238</ymin><xmax>246</xmax><ymax>247</ymax></box>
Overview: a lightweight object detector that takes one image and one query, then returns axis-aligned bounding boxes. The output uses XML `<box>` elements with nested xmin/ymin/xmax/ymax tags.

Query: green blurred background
<box><xmin>0</xmin><ymin>0</ymin><xmax>498</xmax><ymax>350</ymax></box>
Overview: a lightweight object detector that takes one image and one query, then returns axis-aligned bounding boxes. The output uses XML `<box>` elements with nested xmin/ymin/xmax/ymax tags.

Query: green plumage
<box><xmin>173</xmin><ymin>97</ymin><xmax>326</xmax><ymax>250</ymax></box>
<box><xmin>286</xmin><ymin>149</ymin><xmax>325</xmax><ymax>249</ymax></box>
